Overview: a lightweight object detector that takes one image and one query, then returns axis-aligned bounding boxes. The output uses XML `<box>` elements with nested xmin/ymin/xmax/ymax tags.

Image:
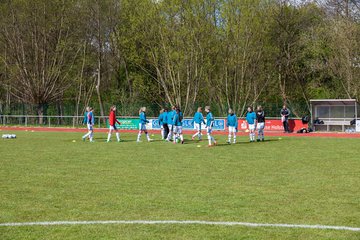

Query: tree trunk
<box><xmin>37</xmin><ymin>104</ymin><xmax>44</xmax><ymax>125</ymax></box>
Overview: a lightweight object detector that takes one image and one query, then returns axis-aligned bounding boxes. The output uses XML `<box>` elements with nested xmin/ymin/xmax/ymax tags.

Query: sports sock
<box><xmin>137</xmin><ymin>132</ymin><xmax>141</xmax><ymax>141</ymax></box>
<box><xmin>116</xmin><ymin>132</ymin><xmax>120</xmax><ymax>141</ymax></box>
<box><xmin>207</xmin><ymin>133</ymin><xmax>211</xmax><ymax>145</ymax></box>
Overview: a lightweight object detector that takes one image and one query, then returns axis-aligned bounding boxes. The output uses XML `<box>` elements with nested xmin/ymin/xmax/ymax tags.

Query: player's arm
<box><xmin>235</xmin><ymin>116</ymin><xmax>238</xmax><ymax>131</ymax></box>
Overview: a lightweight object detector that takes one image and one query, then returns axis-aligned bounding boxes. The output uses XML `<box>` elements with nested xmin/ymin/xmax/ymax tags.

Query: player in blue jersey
<box><xmin>205</xmin><ymin>106</ymin><xmax>217</xmax><ymax>147</ymax></box>
<box><xmin>137</xmin><ymin>107</ymin><xmax>151</xmax><ymax>142</ymax></box>
<box><xmin>192</xmin><ymin>107</ymin><xmax>205</xmax><ymax>141</ymax></box>
<box><xmin>173</xmin><ymin>107</ymin><xmax>184</xmax><ymax>144</ymax></box>
<box><xmin>246</xmin><ymin>106</ymin><xmax>257</xmax><ymax>142</ymax></box>
<box><xmin>166</xmin><ymin>105</ymin><xmax>176</xmax><ymax>141</ymax></box>
<box><xmin>82</xmin><ymin>107</ymin><xmax>95</xmax><ymax>142</ymax></box>
<box><xmin>158</xmin><ymin>109</ymin><xmax>165</xmax><ymax>139</ymax></box>
<box><xmin>226</xmin><ymin>108</ymin><xmax>238</xmax><ymax>144</ymax></box>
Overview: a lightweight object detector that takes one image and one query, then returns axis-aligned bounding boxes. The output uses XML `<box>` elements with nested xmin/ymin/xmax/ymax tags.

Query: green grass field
<box><xmin>1</xmin><ymin>131</ymin><xmax>359</xmax><ymax>239</ymax></box>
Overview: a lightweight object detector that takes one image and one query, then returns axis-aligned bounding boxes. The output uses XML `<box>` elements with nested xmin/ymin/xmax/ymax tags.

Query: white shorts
<box><xmin>194</xmin><ymin>123</ymin><xmax>202</xmax><ymax>131</ymax></box>
<box><xmin>174</xmin><ymin>126</ymin><xmax>182</xmax><ymax>134</ymax></box>
<box><xmin>87</xmin><ymin>124</ymin><xmax>93</xmax><ymax>131</ymax></box>
<box><xmin>248</xmin><ymin>124</ymin><xmax>255</xmax><ymax>131</ymax></box>
<box><xmin>228</xmin><ymin>126</ymin><xmax>237</xmax><ymax>133</ymax></box>
<box><xmin>257</xmin><ymin>122</ymin><xmax>265</xmax><ymax>131</ymax></box>
<box><xmin>168</xmin><ymin>124</ymin><xmax>173</xmax><ymax>132</ymax></box>
<box><xmin>109</xmin><ymin>125</ymin><xmax>117</xmax><ymax>131</ymax></box>
<box><xmin>139</xmin><ymin>123</ymin><xmax>147</xmax><ymax>131</ymax></box>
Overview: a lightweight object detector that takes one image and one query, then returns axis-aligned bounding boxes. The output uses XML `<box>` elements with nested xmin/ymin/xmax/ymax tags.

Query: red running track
<box><xmin>1</xmin><ymin>126</ymin><xmax>360</xmax><ymax>138</ymax></box>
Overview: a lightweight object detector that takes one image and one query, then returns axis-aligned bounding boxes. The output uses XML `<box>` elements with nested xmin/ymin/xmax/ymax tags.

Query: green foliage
<box><xmin>0</xmin><ymin>0</ymin><xmax>359</xmax><ymax>117</ymax></box>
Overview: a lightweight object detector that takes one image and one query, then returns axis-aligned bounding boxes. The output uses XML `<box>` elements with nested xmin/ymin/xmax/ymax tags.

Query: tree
<box><xmin>0</xmin><ymin>0</ymin><xmax>83</xmax><ymax>122</ymax></box>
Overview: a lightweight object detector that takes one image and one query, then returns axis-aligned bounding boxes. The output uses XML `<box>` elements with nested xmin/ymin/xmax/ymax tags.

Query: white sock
<box><xmin>146</xmin><ymin>133</ymin><xmax>150</xmax><ymax>141</ymax></box>
<box><xmin>89</xmin><ymin>132</ymin><xmax>93</xmax><ymax>141</ymax></box>
<box><xmin>107</xmin><ymin>133</ymin><xmax>111</xmax><ymax>142</ymax></box>
<box><xmin>228</xmin><ymin>134</ymin><xmax>231</xmax><ymax>142</ymax></box>
<box><xmin>207</xmin><ymin>134</ymin><xmax>211</xmax><ymax>145</ymax></box>
<box><xmin>137</xmin><ymin>132</ymin><xmax>141</xmax><ymax>141</ymax></box>
<box><xmin>83</xmin><ymin>131</ymin><xmax>91</xmax><ymax>139</ymax></box>
<box><xmin>234</xmin><ymin>134</ymin><xmax>236</xmax><ymax>143</ymax></box>
<box><xmin>167</xmin><ymin>131</ymin><xmax>172</xmax><ymax>141</ymax></box>
<box><xmin>116</xmin><ymin>132</ymin><xmax>120</xmax><ymax>141</ymax></box>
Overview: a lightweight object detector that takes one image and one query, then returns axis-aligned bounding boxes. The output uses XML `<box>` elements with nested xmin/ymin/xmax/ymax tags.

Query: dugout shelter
<box><xmin>310</xmin><ymin>99</ymin><xmax>359</xmax><ymax>132</ymax></box>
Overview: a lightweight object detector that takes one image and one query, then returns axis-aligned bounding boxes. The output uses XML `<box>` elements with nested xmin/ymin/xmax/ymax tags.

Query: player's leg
<box><xmin>107</xmin><ymin>126</ymin><xmax>113</xmax><ymax>142</ymax></box>
<box><xmin>207</xmin><ymin>127</ymin><xmax>212</xmax><ymax>146</ymax></box>
<box><xmin>192</xmin><ymin>123</ymin><xmax>199</xmax><ymax>140</ymax></box>
<box><xmin>233</xmin><ymin>129</ymin><xmax>236</xmax><ymax>143</ymax></box>
<box><xmin>261</xmin><ymin>123</ymin><xmax>265</xmax><ymax>140</ymax></box>
<box><xmin>249</xmin><ymin>125</ymin><xmax>252</xmax><ymax>142</ymax></box>
<box><xmin>89</xmin><ymin>129</ymin><xmax>94</xmax><ymax>142</ymax></box>
<box><xmin>256</xmin><ymin>123</ymin><xmax>261</xmax><ymax>142</ymax></box>
<box><xmin>227</xmin><ymin>127</ymin><xmax>232</xmax><ymax>143</ymax></box>
<box><xmin>160</xmin><ymin>126</ymin><xmax>164</xmax><ymax>140</ymax></box>
<box><xmin>115</xmin><ymin>126</ymin><xmax>120</xmax><ymax>142</ymax></box>
<box><xmin>137</xmin><ymin>124</ymin><xmax>142</xmax><ymax>142</ymax></box>
<box><xmin>166</xmin><ymin>124</ymin><xmax>171</xmax><ymax>141</ymax></box>
<box><xmin>82</xmin><ymin>124</ymin><xmax>92</xmax><ymax>141</ymax></box>
<box><xmin>145</xmin><ymin>130</ymin><xmax>151</xmax><ymax>141</ymax></box>
<box><xmin>173</xmin><ymin>127</ymin><xmax>178</xmax><ymax>143</ymax></box>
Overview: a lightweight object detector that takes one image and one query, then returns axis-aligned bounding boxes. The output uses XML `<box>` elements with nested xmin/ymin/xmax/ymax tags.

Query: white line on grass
<box><xmin>0</xmin><ymin>220</ymin><xmax>359</xmax><ymax>232</ymax></box>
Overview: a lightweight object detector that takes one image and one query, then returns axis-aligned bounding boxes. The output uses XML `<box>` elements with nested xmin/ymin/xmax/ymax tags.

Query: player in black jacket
<box><xmin>256</xmin><ymin>106</ymin><xmax>265</xmax><ymax>141</ymax></box>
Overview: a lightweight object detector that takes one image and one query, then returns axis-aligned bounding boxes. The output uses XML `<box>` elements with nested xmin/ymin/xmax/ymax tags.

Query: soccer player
<box><xmin>205</xmin><ymin>106</ymin><xmax>217</xmax><ymax>147</ymax></box>
<box><xmin>226</xmin><ymin>108</ymin><xmax>238</xmax><ymax>144</ymax></box>
<box><xmin>256</xmin><ymin>105</ymin><xmax>265</xmax><ymax>142</ymax></box>
<box><xmin>246</xmin><ymin>106</ymin><xmax>257</xmax><ymax>142</ymax></box>
<box><xmin>162</xmin><ymin>108</ymin><xmax>169</xmax><ymax>140</ymax></box>
<box><xmin>83</xmin><ymin>106</ymin><xmax>90</xmax><ymax>125</ymax></box>
<box><xmin>166</xmin><ymin>105</ymin><xmax>176</xmax><ymax>141</ymax></box>
<box><xmin>137</xmin><ymin>107</ymin><xmax>151</xmax><ymax>142</ymax></box>
<box><xmin>107</xmin><ymin>105</ymin><xmax>121</xmax><ymax>142</ymax></box>
<box><xmin>158</xmin><ymin>109</ymin><xmax>165</xmax><ymax>139</ymax></box>
<box><xmin>82</xmin><ymin>107</ymin><xmax>95</xmax><ymax>142</ymax></box>
<box><xmin>192</xmin><ymin>107</ymin><xmax>205</xmax><ymax>141</ymax></box>
<box><xmin>173</xmin><ymin>107</ymin><xmax>184</xmax><ymax>144</ymax></box>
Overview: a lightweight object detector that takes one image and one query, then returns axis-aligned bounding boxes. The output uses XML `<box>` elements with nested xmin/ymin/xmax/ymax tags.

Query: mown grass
<box><xmin>0</xmin><ymin>131</ymin><xmax>359</xmax><ymax>239</ymax></box>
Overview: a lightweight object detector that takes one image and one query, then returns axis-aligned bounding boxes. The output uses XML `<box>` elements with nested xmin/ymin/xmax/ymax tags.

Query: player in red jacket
<box><xmin>107</xmin><ymin>105</ymin><xmax>121</xmax><ymax>142</ymax></box>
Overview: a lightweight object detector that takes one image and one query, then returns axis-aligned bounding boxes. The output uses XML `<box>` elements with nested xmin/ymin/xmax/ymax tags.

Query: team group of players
<box><xmin>82</xmin><ymin>105</ymin><xmax>266</xmax><ymax>147</ymax></box>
